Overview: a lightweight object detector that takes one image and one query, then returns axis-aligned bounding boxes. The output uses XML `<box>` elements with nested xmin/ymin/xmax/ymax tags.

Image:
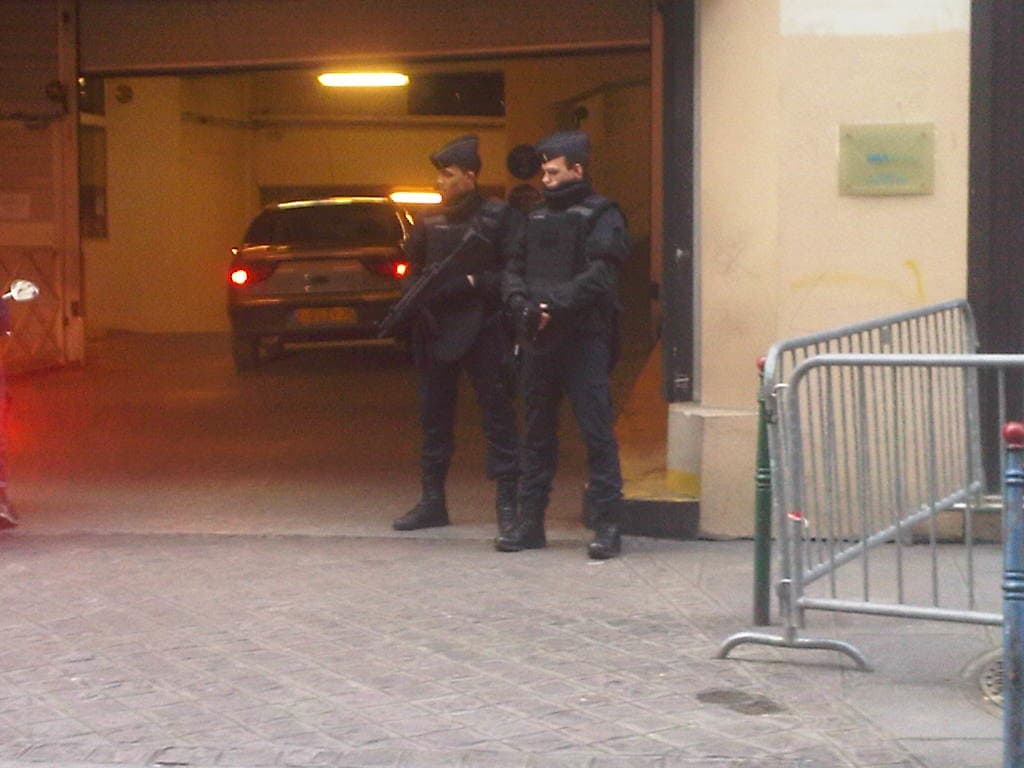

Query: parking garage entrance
<box><xmin>71</xmin><ymin>1</ymin><xmax>659</xmax><ymax>364</ymax></box>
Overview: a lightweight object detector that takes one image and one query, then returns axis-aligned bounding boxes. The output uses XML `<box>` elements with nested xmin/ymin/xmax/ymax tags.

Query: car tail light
<box><xmin>229</xmin><ymin>261</ymin><xmax>275</xmax><ymax>286</ymax></box>
<box><xmin>367</xmin><ymin>259</ymin><xmax>410</xmax><ymax>280</ymax></box>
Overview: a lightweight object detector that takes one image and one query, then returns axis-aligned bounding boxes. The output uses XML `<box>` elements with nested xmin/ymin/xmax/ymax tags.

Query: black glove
<box><xmin>516</xmin><ymin>302</ymin><xmax>543</xmax><ymax>341</ymax></box>
<box><xmin>507</xmin><ymin>294</ymin><xmax>526</xmax><ymax>317</ymax></box>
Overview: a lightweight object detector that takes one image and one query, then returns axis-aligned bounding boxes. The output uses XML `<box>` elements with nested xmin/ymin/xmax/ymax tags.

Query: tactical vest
<box><xmin>523</xmin><ymin>195</ymin><xmax>614</xmax><ymax>288</ymax></box>
<box><xmin>519</xmin><ymin>194</ymin><xmax>621</xmax><ymax>355</ymax></box>
<box><xmin>415</xmin><ymin>198</ymin><xmax>507</xmax><ymax>363</ymax></box>
<box><xmin>423</xmin><ymin>198</ymin><xmax>504</xmax><ymax>270</ymax></box>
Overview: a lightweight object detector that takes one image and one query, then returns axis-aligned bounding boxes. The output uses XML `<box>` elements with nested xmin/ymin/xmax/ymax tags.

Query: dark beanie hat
<box><xmin>430</xmin><ymin>134</ymin><xmax>481</xmax><ymax>173</ymax></box>
<box><xmin>535</xmin><ymin>130</ymin><xmax>590</xmax><ymax>166</ymax></box>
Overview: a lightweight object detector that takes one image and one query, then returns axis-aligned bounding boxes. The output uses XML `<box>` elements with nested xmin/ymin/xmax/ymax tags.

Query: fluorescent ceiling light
<box><xmin>318</xmin><ymin>72</ymin><xmax>409</xmax><ymax>88</ymax></box>
<box><xmin>390</xmin><ymin>191</ymin><xmax>442</xmax><ymax>205</ymax></box>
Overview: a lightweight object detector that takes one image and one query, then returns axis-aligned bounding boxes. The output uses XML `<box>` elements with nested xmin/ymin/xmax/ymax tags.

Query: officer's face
<box><xmin>435</xmin><ymin>165</ymin><xmax>476</xmax><ymax>203</ymax></box>
<box><xmin>540</xmin><ymin>157</ymin><xmax>584</xmax><ymax>190</ymax></box>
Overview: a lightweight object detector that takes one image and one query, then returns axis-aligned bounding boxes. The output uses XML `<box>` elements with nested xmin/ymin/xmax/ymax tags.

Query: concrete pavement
<box><xmin>0</xmin><ymin>531</ymin><xmax>1003</xmax><ymax>767</ymax></box>
<box><xmin>0</xmin><ymin>333</ymin><xmax>1005</xmax><ymax>767</ymax></box>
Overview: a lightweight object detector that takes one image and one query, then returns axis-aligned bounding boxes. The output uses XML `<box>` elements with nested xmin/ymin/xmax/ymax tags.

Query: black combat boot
<box><xmin>494</xmin><ymin>508</ymin><xmax>546</xmax><ymax>552</ymax></box>
<box><xmin>392</xmin><ymin>475</ymin><xmax>449</xmax><ymax>531</ymax></box>
<box><xmin>495</xmin><ymin>477</ymin><xmax>518</xmax><ymax>540</ymax></box>
<box><xmin>587</xmin><ymin>500</ymin><xmax>622</xmax><ymax>559</ymax></box>
<box><xmin>587</xmin><ymin>523</ymin><xmax>622</xmax><ymax>559</ymax></box>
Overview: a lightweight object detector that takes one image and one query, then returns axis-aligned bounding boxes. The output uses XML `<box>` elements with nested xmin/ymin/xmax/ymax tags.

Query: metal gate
<box><xmin>717</xmin><ymin>299</ymin><xmax>1024</xmax><ymax>669</ymax></box>
<box><xmin>721</xmin><ymin>351</ymin><xmax>1024</xmax><ymax>669</ymax></box>
<box><xmin>0</xmin><ymin>0</ymin><xmax>82</xmax><ymax>373</ymax></box>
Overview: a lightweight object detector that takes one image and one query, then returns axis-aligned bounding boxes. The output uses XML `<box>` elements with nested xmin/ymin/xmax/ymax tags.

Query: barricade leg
<box><xmin>1002</xmin><ymin>422</ymin><xmax>1024</xmax><ymax>768</ymax></box>
<box><xmin>718</xmin><ymin>511</ymin><xmax>870</xmax><ymax>670</ymax></box>
<box><xmin>753</xmin><ymin>357</ymin><xmax>772</xmax><ymax>625</ymax></box>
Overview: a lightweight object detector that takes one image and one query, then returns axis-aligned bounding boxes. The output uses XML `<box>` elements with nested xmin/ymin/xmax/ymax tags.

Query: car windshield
<box><xmin>244</xmin><ymin>202</ymin><xmax>404</xmax><ymax>246</ymax></box>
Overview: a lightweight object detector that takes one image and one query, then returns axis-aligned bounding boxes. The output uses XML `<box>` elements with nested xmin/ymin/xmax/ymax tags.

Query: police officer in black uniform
<box><xmin>498</xmin><ymin>130</ymin><xmax>629</xmax><ymax>559</ymax></box>
<box><xmin>392</xmin><ymin>134</ymin><xmax>521</xmax><ymax>538</ymax></box>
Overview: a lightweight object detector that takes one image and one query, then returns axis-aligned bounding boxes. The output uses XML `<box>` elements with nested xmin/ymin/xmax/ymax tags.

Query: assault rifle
<box><xmin>377</xmin><ymin>228</ymin><xmax>493</xmax><ymax>338</ymax></box>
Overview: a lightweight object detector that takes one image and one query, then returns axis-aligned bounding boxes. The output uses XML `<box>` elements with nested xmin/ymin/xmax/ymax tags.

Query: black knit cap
<box><xmin>535</xmin><ymin>130</ymin><xmax>590</xmax><ymax>166</ymax></box>
<box><xmin>430</xmin><ymin>134</ymin><xmax>481</xmax><ymax>173</ymax></box>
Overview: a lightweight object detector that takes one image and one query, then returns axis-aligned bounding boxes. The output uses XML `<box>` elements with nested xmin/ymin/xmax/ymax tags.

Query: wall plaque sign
<box><xmin>839</xmin><ymin>123</ymin><xmax>934</xmax><ymax>196</ymax></box>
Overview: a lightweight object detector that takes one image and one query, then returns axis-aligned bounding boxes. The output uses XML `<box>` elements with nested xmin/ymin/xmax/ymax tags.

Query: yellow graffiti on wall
<box><xmin>790</xmin><ymin>260</ymin><xmax>925</xmax><ymax>304</ymax></box>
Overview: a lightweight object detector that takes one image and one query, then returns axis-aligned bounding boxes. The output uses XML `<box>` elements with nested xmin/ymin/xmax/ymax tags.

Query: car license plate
<box><xmin>295</xmin><ymin>306</ymin><xmax>357</xmax><ymax>325</ymax></box>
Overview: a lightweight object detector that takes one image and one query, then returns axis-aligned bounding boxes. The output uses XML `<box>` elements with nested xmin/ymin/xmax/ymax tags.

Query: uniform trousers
<box><xmin>518</xmin><ymin>332</ymin><xmax>622</xmax><ymax>521</ymax></box>
<box><xmin>419</xmin><ymin>320</ymin><xmax>518</xmax><ymax>482</ymax></box>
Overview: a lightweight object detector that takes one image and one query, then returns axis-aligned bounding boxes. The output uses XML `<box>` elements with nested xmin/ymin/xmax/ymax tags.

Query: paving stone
<box><xmin>521</xmin><ymin>751</ymin><xmax>597</xmax><ymax>767</ymax></box>
<box><xmin>458</xmin><ymin>750</ymin><xmax>533</xmax><ymax>767</ymax></box>
<box><xmin>324</xmin><ymin>722</ymin><xmax>399</xmax><ymax>749</ymax></box>
<box><xmin>215</xmin><ymin>746</ymin><xmax>283</xmax><ymax>766</ymax></box>
<box><xmin>278</xmin><ymin>746</ymin><xmax>341</xmax><ymax>766</ymax></box>
<box><xmin>503</xmin><ymin>729</ymin><xmax>589</xmax><ymax>752</ymax></box>
<box><xmin>86</xmin><ymin>743</ymin><xmax>163</xmax><ymax>764</ymax></box>
<box><xmin>16</xmin><ymin>717</ymin><xmax>95</xmax><ymax>741</ymax></box>
<box><xmin>150</xmin><ymin>745</ymin><xmax>223</xmax><ymax>765</ymax></box>
<box><xmin>594</xmin><ymin>734</ymin><xmax>675</xmax><ymax>756</ymax></box>
<box><xmin>411</xmin><ymin>727</ymin><xmax>492</xmax><ymax>750</ymax></box>
<box><xmin>331</xmin><ymin>747</ymin><xmax>405</xmax><ymax>767</ymax></box>
<box><xmin>18</xmin><ymin>741</ymin><xmax>103</xmax><ymax>763</ymax></box>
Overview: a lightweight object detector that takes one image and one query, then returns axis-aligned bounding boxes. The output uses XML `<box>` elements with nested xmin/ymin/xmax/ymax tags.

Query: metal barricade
<box><xmin>759</xmin><ymin>300</ymin><xmax>978</xmax><ymax>418</ymax></box>
<box><xmin>721</xmin><ymin>352</ymin><xmax>1024</xmax><ymax>669</ymax></box>
<box><xmin>748</xmin><ymin>300</ymin><xmax>978</xmax><ymax>625</ymax></box>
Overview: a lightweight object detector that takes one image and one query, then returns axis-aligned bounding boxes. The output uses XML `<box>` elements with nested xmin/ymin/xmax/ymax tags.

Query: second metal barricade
<box><xmin>722</xmin><ymin>353</ymin><xmax>1024</xmax><ymax>669</ymax></box>
<box><xmin>751</xmin><ymin>300</ymin><xmax>977</xmax><ymax>625</ymax></box>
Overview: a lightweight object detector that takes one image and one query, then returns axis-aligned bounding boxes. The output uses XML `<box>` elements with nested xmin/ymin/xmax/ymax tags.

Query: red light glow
<box><xmin>230</xmin><ymin>269</ymin><xmax>249</xmax><ymax>286</ymax></box>
<box><xmin>367</xmin><ymin>260</ymin><xmax>410</xmax><ymax>280</ymax></box>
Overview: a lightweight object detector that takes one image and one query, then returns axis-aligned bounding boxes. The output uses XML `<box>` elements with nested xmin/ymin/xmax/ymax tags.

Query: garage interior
<box><xmin>79</xmin><ymin>51</ymin><xmax>655</xmax><ymax>347</ymax></box>
<box><xmin>68</xmin><ymin>0</ymin><xmax>658</xmax><ymax>353</ymax></box>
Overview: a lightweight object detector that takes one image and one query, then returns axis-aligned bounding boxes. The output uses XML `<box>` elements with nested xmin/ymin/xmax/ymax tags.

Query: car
<box><xmin>227</xmin><ymin>196</ymin><xmax>414</xmax><ymax>371</ymax></box>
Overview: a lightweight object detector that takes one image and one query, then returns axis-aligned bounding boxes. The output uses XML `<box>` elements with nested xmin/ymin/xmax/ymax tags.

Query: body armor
<box><xmin>423</xmin><ymin>199</ymin><xmax>503</xmax><ymax>270</ymax></box>
<box><xmin>524</xmin><ymin>194</ymin><xmax>613</xmax><ymax>289</ymax></box>
<box><xmin>521</xmin><ymin>195</ymin><xmax>614</xmax><ymax>352</ymax></box>
<box><xmin>418</xmin><ymin>198</ymin><xmax>505</xmax><ymax>362</ymax></box>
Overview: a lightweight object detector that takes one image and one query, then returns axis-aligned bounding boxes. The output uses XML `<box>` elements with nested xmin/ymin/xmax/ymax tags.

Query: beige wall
<box><xmin>179</xmin><ymin>76</ymin><xmax>255</xmax><ymax>332</ymax></box>
<box><xmin>84</xmin><ymin>75</ymin><xmax>254</xmax><ymax>334</ymax></box>
<box><xmin>84</xmin><ymin>77</ymin><xmax>185</xmax><ymax>333</ymax></box>
<box><xmin>697</xmin><ymin>0</ymin><xmax>782</xmax><ymax>407</ymax></box>
<box><xmin>578</xmin><ymin>84</ymin><xmax>652</xmax><ymax>240</ymax></box>
<box><xmin>684</xmin><ymin>0</ymin><xmax>970</xmax><ymax>536</ymax></box>
<box><xmin>776</xmin><ymin>31</ymin><xmax>969</xmax><ymax>339</ymax></box>
<box><xmin>252</xmin><ymin>125</ymin><xmax>506</xmax><ymax>192</ymax></box>
<box><xmin>698</xmin><ymin>0</ymin><xmax>969</xmax><ymax>409</ymax></box>
<box><xmin>502</xmin><ymin>53</ymin><xmax>651</xmax><ymax>235</ymax></box>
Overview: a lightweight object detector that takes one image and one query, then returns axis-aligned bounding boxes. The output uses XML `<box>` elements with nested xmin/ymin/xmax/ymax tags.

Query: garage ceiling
<box><xmin>79</xmin><ymin>0</ymin><xmax>651</xmax><ymax>75</ymax></box>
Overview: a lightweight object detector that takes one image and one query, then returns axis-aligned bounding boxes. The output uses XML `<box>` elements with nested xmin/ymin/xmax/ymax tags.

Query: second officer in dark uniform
<box><xmin>392</xmin><ymin>134</ymin><xmax>521</xmax><ymax>538</ymax></box>
<box><xmin>498</xmin><ymin>130</ymin><xmax>629</xmax><ymax>559</ymax></box>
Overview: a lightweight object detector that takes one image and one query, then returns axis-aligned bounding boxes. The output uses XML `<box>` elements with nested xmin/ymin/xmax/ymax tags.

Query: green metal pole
<box><xmin>753</xmin><ymin>357</ymin><xmax>772</xmax><ymax>626</ymax></box>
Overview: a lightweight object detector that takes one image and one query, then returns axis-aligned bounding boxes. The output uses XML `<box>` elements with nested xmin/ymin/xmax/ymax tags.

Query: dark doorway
<box><xmin>659</xmin><ymin>1</ymin><xmax>695</xmax><ymax>403</ymax></box>
<box><xmin>968</xmin><ymin>1</ymin><xmax>1024</xmax><ymax>484</ymax></box>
